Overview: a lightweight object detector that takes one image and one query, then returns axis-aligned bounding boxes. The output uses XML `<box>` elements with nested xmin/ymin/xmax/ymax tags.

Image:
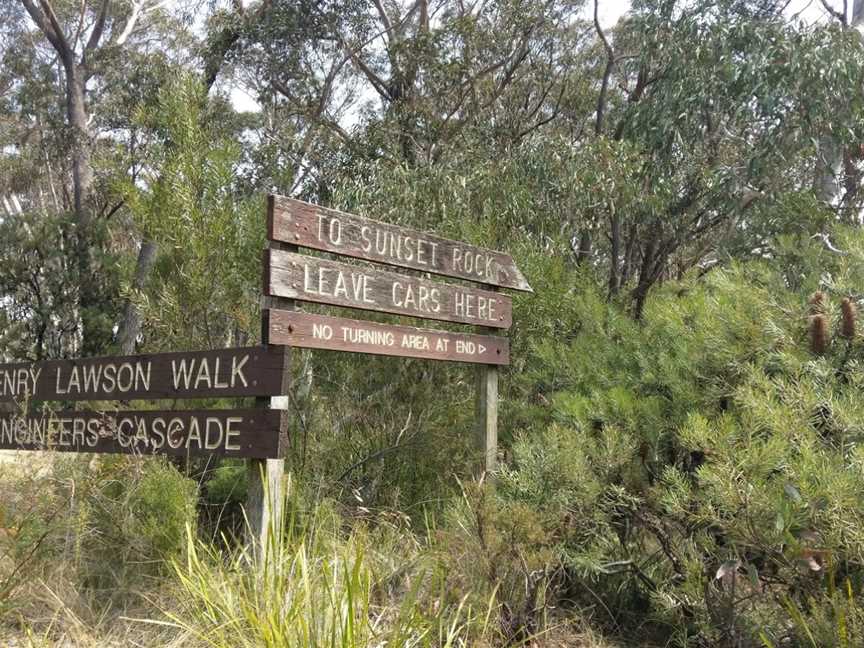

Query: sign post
<box><xmin>246</xmin><ymin>199</ymin><xmax>295</xmax><ymax>554</ymax></box>
<box><xmin>0</xmin><ymin>193</ymin><xmax>529</xmax><ymax>563</ymax></box>
<box><xmin>476</xmin><ymin>286</ymin><xmax>501</xmax><ymax>476</ymax></box>
<box><xmin>265</xmin><ymin>195</ymin><xmax>531</xmax><ymax>481</ymax></box>
<box><xmin>0</xmin><ymin>347</ymin><xmax>288</xmax><ymax>458</ymax></box>
<box><xmin>476</xmin><ymin>359</ymin><xmax>499</xmax><ymax>475</ymax></box>
<box><xmin>245</xmin><ymin>305</ymin><xmax>291</xmax><ymax>555</ymax></box>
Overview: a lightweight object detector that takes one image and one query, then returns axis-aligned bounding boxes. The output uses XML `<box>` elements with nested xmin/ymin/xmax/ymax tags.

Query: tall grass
<box><xmin>159</xmin><ymin>476</ymin><xmax>493</xmax><ymax>648</ymax></box>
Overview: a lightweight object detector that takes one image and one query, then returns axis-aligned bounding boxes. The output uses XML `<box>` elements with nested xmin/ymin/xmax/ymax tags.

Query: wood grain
<box><xmin>266</xmin><ymin>309</ymin><xmax>510</xmax><ymax>365</ymax></box>
<box><xmin>265</xmin><ymin>249</ymin><xmax>513</xmax><ymax>329</ymax></box>
<box><xmin>0</xmin><ymin>409</ymin><xmax>282</xmax><ymax>458</ymax></box>
<box><xmin>268</xmin><ymin>196</ymin><xmax>532</xmax><ymax>292</ymax></box>
<box><xmin>0</xmin><ymin>346</ymin><xmax>286</xmax><ymax>403</ymax></box>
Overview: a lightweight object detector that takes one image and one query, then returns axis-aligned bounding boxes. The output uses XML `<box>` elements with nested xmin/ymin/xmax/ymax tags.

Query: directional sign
<box><xmin>268</xmin><ymin>196</ymin><xmax>532</xmax><ymax>292</ymax></box>
<box><xmin>265</xmin><ymin>249</ymin><xmax>513</xmax><ymax>329</ymax></box>
<box><xmin>265</xmin><ymin>310</ymin><xmax>509</xmax><ymax>365</ymax></box>
<box><xmin>0</xmin><ymin>346</ymin><xmax>286</xmax><ymax>403</ymax></box>
<box><xmin>0</xmin><ymin>409</ymin><xmax>282</xmax><ymax>458</ymax></box>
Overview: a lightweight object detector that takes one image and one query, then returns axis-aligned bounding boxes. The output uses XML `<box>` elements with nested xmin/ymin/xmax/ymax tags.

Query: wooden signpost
<box><xmin>0</xmin><ymin>346</ymin><xmax>288</xmax><ymax>460</ymax></box>
<box><xmin>265</xmin><ymin>249</ymin><xmax>513</xmax><ymax>328</ymax></box>
<box><xmin>262</xmin><ymin>194</ymin><xmax>530</xmax><ymax>483</ymax></box>
<box><xmin>266</xmin><ymin>310</ymin><xmax>510</xmax><ymax>365</ymax></box>
<box><xmin>0</xmin><ymin>346</ymin><xmax>286</xmax><ymax>403</ymax></box>
<box><xmin>0</xmin><ymin>193</ymin><xmax>529</xmax><ymax>556</ymax></box>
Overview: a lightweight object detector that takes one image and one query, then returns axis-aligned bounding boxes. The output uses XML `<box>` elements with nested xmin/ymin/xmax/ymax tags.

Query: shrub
<box><xmin>496</xmin><ymin>236</ymin><xmax>864</xmax><ymax>646</ymax></box>
<box><xmin>163</xmin><ymin>481</ymin><xmax>493</xmax><ymax>648</ymax></box>
<box><xmin>51</xmin><ymin>456</ymin><xmax>198</xmax><ymax>596</ymax></box>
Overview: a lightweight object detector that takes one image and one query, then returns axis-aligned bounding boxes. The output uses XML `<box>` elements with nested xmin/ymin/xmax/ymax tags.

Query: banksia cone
<box><xmin>841</xmin><ymin>298</ymin><xmax>857</xmax><ymax>339</ymax></box>
<box><xmin>810</xmin><ymin>314</ymin><xmax>829</xmax><ymax>354</ymax></box>
<box><xmin>809</xmin><ymin>291</ymin><xmax>826</xmax><ymax>315</ymax></box>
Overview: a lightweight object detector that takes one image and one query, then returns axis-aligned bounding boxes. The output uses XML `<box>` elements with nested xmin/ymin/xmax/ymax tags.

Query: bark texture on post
<box><xmin>476</xmin><ymin>361</ymin><xmax>499</xmax><ymax>475</ymax></box>
<box><xmin>246</xmin><ymin>339</ymin><xmax>290</xmax><ymax>556</ymax></box>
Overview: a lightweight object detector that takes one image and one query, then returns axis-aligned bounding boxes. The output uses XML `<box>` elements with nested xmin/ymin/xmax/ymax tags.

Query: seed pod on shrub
<box><xmin>809</xmin><ymin>291</ymin><xmax>826</xmax><ymax>314</ymax></box>
<box><xmin>809</xmin><ymin>314</ymin><xmax>829</xmax><ymax>354</ymax></box>
<box><xmin>840</xmin><ymin>297</ymin><xmax>857</xmax><ymax>339</ymax></box>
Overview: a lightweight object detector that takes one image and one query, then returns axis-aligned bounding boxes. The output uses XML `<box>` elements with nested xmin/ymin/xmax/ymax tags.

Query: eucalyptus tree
<box><xmin>570</xmin><ymin>0</ymin><xmax>864</xmax><ymax>316</ymax></box>
<box><xmin>205</xmin><ymin>0</ymin><xmax>589</xmax><ymax>199</ymax></box>
<box><xmin>1</xmin><ymin>0</ymin><xmax>198</xmax><ymax>359</ymax></box>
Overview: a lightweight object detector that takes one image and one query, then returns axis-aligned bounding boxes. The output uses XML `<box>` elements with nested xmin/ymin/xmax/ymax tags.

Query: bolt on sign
<box><xmin>0</xmin><ymin>346</ymin><xmax>288</xmax><ymax>459</ymax></box>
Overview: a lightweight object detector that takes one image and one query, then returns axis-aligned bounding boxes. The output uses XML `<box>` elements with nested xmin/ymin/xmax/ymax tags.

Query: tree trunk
<box><xmin>116</xmin><ymin>239</ymin><xmax>158</xmax><ymax>353</ymax></box>
<box><xmin>814</xmin><ymin>136</ymin><xmax>842</xmax><ymax>205</ymax></box>
<box><xmin>608</xmin><ymin>211</ymin><xmax>621</xmax><ymax>297</ymax></box>
<box><xmin>631</xmin><ymin>227</ymin><xmax>660</xmax><ymax>320</ymax></box>
<box><xmin>574</xmin><ymin>229</ymin><xmax>592</xmax><ymax>265</ymax></box>
<box><xmin>65</xmin><ymin>62</ymin><xmax>108</xmax><ymax>355</ymax></box>
<box><xmin>66</xmin><ymin>64</ymin><xmax>93</xmax><ymax>220</ymax></box>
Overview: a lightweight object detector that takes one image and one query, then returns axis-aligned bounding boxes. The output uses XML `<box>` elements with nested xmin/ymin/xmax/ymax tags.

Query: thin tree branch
<box><xmin>19</xmin><ymin>0</ymin><xmax>68</xmax><ymax>57</ymax></box>
<box><xmin>819</xmin><ymin>0</ymin><xmax>845</xmax><ymax>21</ymax></box>
<box><xmin>594</xmin><ymin>0</ymin><xmax>615</xmax><ymax>135</ymax></box>
<box><xmin>86</xmin><ymin>0</ymin><xmax>110</xmax><ymax>50</ymax></box>
<box><xmin>115</xmin><ymin>0</ymin><xmax>145</xmax><ymax>46</ymax></box>
<box><xmin>37</xmin><ymin>0</ymin><xmax>73</xmax><ymax>59</ymax></box>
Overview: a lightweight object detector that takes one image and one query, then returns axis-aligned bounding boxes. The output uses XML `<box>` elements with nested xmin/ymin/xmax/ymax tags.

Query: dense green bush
<box><xmin>51</xmin><ymin>456</ymin><xmax>198</xmax><ymax>595</ymax></box>
<box><xmin>487</xmin><ymin>230</ymin><xmax>864</xmax><ymax>646</ymax></box>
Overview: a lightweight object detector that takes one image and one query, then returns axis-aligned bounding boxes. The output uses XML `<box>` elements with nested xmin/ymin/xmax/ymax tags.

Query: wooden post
<box><xmin>476</xmin><ymin>285</ymin><xmax>500</xmax><ymax>476</ymax></box>
<box><xmin>247</xmin><ymin>199</ymin><xmax>295</xmax><ymax>555</ymax></box>
<box><xmin>246</xmin><ymin>305</ymin><xmax>291</xmax><ymax>555</ymax></box>
<box><xmin>476</xmin><ymin>361</ymin><xmax>499</xmax><ymax>475</ymax></box>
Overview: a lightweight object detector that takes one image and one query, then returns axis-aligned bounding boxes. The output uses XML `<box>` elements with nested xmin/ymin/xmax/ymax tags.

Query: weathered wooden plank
<box><xmin>0</xmin><ymin>346</ymin><xmax>286</xmax><ymax>403</ymax></box>
<box><xmin>476</xmin><ymin>285</ymin><xmax>500</xmax><ymax>476</ymax></box>
<box><xmin>476</xmin><ymin>362</ymin><xmax>499</xmax><ymax>475</ymax></box>
<box><xmin>268</xmin><ymin>196</ymin><xmax>533</xmax><ymax>292</ymax></box>
<box><xmin>247</xmin><ymin>289</ymin><xmax>294</xmax><ymax>554</ymax></box>
<box><xmin>265</xmin><ymin>249</ymin><xmax>513</xmax><ymax>329</ymax></box>
<box><xmin>266</xmin><ymin>310</ymin><xmax>510</xmax><ymax>365</ymax></box>
<box><xmin>0</xmin><ymin>409</ymin><xmax>282</xmax><ymax>458</ymax></box>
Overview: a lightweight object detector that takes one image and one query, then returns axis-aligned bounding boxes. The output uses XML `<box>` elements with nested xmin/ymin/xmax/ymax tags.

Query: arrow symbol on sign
<box><xmin>478</xmin><ymin>344</ymin><xmax>486</xmax><ymax>354</ymax></box>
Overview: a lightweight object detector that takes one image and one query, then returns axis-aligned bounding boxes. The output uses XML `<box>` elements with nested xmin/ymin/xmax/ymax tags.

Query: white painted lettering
<box><xmin>225</xmin><ymin>417</ymin><xmax>242</xmax><ymax>451</ymax></box>
<box><xmin>231</xmin><ymin>354</ymin><xmax>249</xmax><ymax>387</ymax></box>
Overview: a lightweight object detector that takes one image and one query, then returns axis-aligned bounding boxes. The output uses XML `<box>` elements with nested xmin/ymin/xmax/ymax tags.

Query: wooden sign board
<box><xmin>268</xmin><ymin>196</ymin><xmax>532</xmax><ymax>293</ymax></box>
<box><xmin>0</xmin><ymin>346</ymin><xmax>286</xmax><ymax>403</ymax></box>
<box><xmin>265</xmin><ymin>249</ymin><xmax>513</xmax><ymax>329</ymax></box>
<box><xmin>266</xmin><ymin>310</ymin><xmax>510</xmax><ymax>365</ymax></box>
<box><xmin>0</xmin><ymin>409</ymin><xmax>282</xmax><ymax>458</ymax></box>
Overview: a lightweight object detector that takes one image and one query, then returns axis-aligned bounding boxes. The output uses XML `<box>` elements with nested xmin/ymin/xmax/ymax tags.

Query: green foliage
<box><xmin>164</xmin><ymin>481</ymin><xmax>493</xmax><ymax>648</ymax></box>
<box><xmin>486</xmin><ymin>226</ymin><xmax>864</xmax><ymax>645</ymax></box>
<box><xmin>0</xmin><ymin>212</ymin><xmax>81</xmax><ymax>360</ymax></box>
<box><xmin>0</xmin><ymin>453</ymin><xmax>196</xmax><ymax>633</ymax></box>
<box><xmin>10</xmin><ymin>0</ymin><xmax>864</xmax><ymax>645</ymax></box>
<box><xmin>52</xmin><ymin>456</ymin><xmax>198</xmax><ymax>594</ymax></box>
<box><xmin>120</xmin><ymin>75</ymin><xmax>264</xmax><ymax>352</ymax></box>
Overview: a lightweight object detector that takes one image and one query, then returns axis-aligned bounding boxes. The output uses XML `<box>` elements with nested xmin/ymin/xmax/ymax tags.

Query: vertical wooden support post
<box><xmin>476</xmin><ymin>285</ymin><xmax>499</xmax><ymax>477</ymax></box>
<box><xmin>246</xmin><ymin>197</ymin><xmax>295</xmax><ymax>555</ymax></box>
<box><xmin>476</xmin><ymin>361</ymin><xmax>499</xmax><ymax>475</ymax></box>
<box><xmin>246</xmin><ymin>333</ymin><xmax>289</xmax><ymax>556</ymax></box>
